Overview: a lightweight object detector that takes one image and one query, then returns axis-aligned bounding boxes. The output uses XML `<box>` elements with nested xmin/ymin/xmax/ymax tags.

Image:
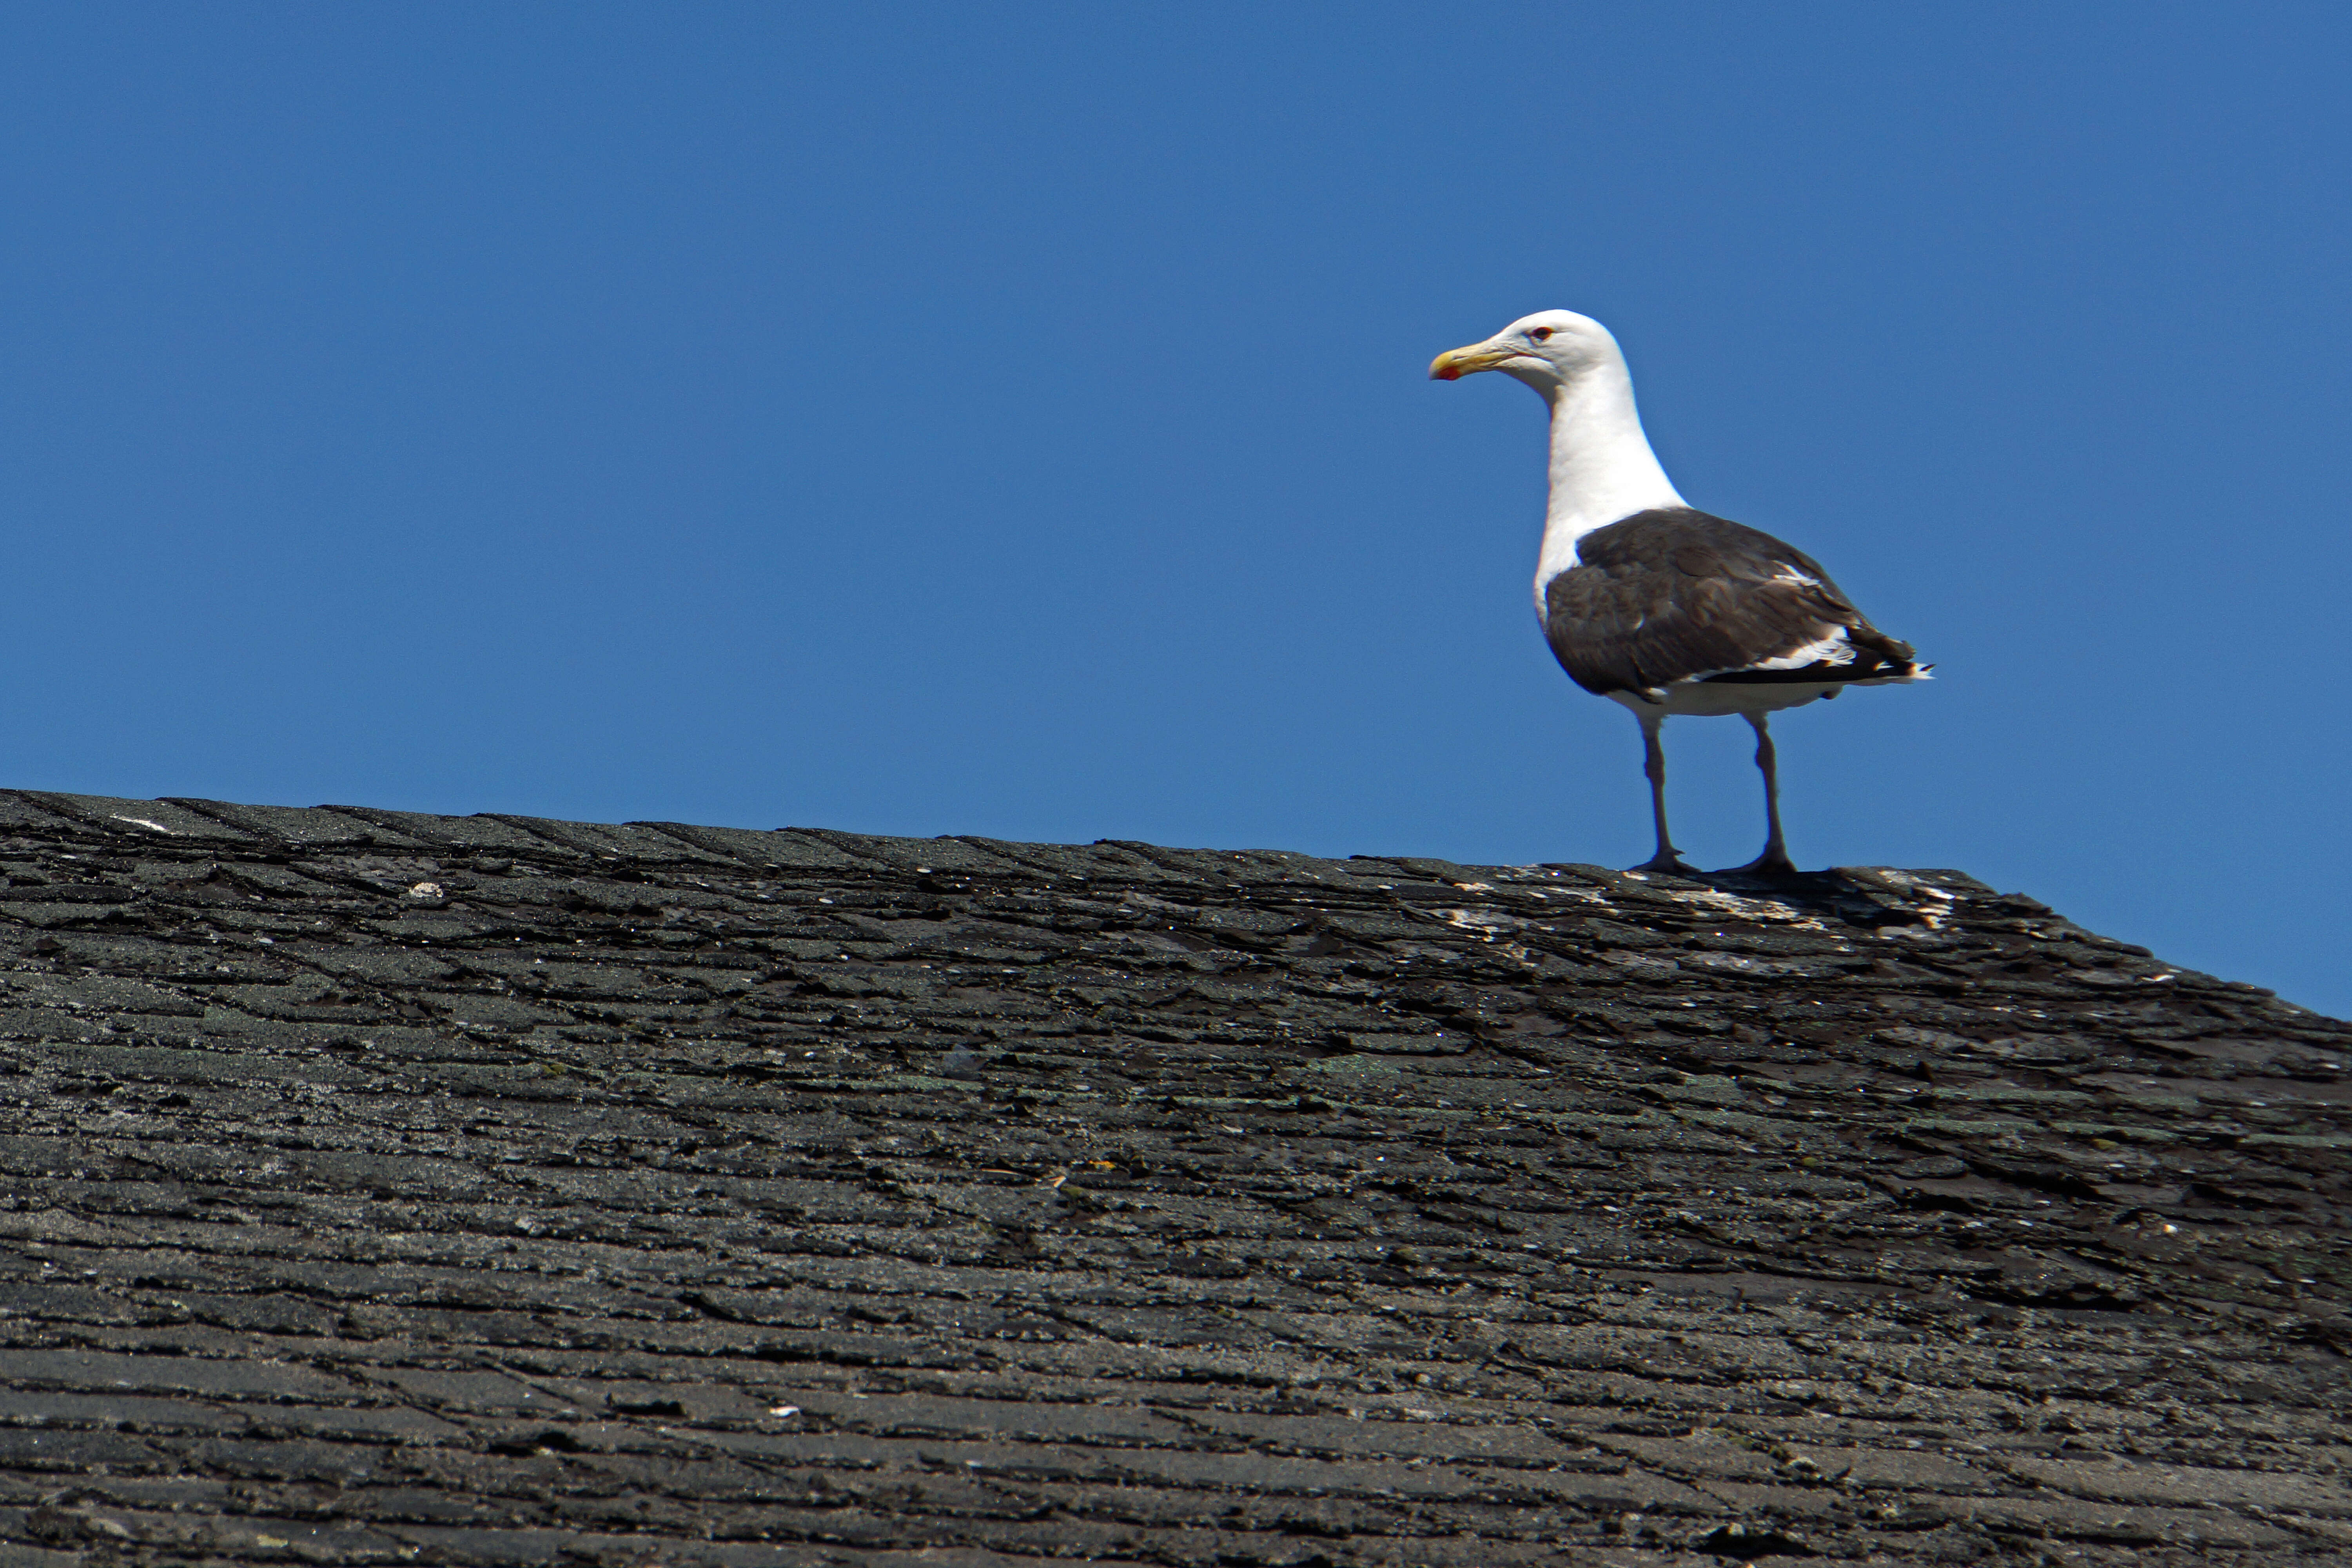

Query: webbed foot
<box><xmin>1629</xmin><ymin>852</ymin><xmax>1700</xmax><ymax>876</ymax></box>
<box><xmin>1727</xmin><ymin>850</ymin><xmax>1800</xmax><ymax>875</ymax></box>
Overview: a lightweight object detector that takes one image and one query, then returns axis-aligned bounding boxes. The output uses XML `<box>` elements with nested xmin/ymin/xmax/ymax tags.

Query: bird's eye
<box><xmin>1528</xmin><ymin>327</ymin><xmax>1554</xmax><ymax>341</ymax></box>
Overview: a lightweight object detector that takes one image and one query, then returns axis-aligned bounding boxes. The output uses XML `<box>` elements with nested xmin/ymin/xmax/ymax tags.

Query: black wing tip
<box><xmin>1697</xmin><ymin>652</ymin><xmax>1929</xmax><ymax>687</ymax></box>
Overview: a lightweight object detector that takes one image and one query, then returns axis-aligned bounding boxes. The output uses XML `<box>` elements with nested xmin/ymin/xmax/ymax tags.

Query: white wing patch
<box><xmin>1746</xmin><ymin>630</ymin><xmax>1857</xmax><ymax>671</ymax></box>
<box><xmin>1640</xmin><ymin>633</ymin><xmax>1855</xmax><ymax>688</ymax></box>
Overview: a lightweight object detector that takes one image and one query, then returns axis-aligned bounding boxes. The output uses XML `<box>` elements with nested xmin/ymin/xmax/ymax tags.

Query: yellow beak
<box><xmin>1428</xmin><ymin>342</ymin><xmax>1519</xmax><ymax>381</ymax></box>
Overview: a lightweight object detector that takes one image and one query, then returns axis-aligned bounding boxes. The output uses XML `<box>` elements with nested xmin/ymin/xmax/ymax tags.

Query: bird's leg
<box><xmin>1629</xmin><ymin>715</ymin><xmax>1697</xmax><ymax>875</ymax></box>
<box><xmin>1731</xmin><ymin>711</ymin><xmax>1798</xmax><ymax>873</ymax></box>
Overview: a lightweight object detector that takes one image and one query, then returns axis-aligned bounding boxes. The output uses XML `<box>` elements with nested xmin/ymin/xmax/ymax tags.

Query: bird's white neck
<box><xmin>1532</xmin><ymin>357</ymin><xmax>1684</xmax><ymax>603</ymax></box>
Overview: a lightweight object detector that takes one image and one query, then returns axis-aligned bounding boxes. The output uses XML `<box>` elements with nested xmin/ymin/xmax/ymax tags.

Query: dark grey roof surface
<box><xmin>0</xmin><ymin>790</ymin><xmax>2346</xmax><ymax>1567</ymax></box>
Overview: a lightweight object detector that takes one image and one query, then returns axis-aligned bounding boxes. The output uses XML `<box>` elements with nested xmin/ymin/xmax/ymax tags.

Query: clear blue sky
<box><xmin>4</xmin><ymin>4</ymin><xmax>2348</xmax><ymax>1012</ymax></box>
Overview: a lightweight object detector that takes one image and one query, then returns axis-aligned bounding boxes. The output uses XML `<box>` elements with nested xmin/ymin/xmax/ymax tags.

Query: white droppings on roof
<box><xmin>1667</xmin><ymin>887</ymin><xmax>1826</xmax><ymax>929</ymax></box>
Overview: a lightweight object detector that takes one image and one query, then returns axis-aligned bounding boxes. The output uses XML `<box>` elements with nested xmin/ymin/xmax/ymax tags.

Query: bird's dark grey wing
<box><xmin>1543</xmin><ymin>507</ymin><xmax>1916</xmax><ymax>697</ymax></box>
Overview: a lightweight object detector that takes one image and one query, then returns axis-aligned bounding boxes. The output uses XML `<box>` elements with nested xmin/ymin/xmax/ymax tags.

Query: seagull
<box><xmin>1431</xmin><ymin>310</ymin><xmax>1926</xmax><ymax>875</ymax></box>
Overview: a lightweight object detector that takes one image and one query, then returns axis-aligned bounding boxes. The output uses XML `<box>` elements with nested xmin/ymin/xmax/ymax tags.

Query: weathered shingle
<box><xmin>0</xmin><ymin>790</ymin><xmax>2345</xmax><ymax>1565</ymax></box>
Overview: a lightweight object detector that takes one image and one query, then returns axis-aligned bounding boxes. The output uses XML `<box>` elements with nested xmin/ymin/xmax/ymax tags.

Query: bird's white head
<box><xmin>1429</xmin><ymin>308</ymin><xmax>1684</xmax><ymax>553</ymax></box>
<box><xmin>1428</xmin><ymin>309</ymin><xmax>1624</xmax><ymax>396</ymax></box>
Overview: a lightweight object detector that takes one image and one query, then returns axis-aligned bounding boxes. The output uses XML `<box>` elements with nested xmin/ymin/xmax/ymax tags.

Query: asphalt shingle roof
<box><xmin>0</xmin><ymin>790</ymin><xmax>2345</xmax><ymax>1565</ymax></box>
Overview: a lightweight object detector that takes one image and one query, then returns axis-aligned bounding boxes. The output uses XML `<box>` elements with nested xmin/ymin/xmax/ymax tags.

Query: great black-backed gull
<box><xmin>1432</xmin><ymin>310</ymin><xmax>1926</xmax><ymax>875</ymax></box>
